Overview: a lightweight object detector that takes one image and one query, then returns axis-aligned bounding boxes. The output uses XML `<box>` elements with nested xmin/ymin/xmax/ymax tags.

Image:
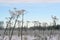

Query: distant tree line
<box><xmin>0</xmin><ymin>25</ymin><xmax>60</xmax><ymax>30</ymax></box>
<box><xmin>29</xmin><ymin>25</ymin><xmax>60</xmax><ymax>30</ymax></box>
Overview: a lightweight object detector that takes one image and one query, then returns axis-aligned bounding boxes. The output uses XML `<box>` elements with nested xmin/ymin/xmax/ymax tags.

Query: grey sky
<box><xmin>0</xmin><ymin>0</ymin><xmax>60</xmax><ymax>3</ymax></box>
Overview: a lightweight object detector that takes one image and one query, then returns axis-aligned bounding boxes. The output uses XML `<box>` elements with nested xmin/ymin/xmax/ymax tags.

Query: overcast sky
<box><xmin>0</xmin><ymin>0</ymin><xmax>60</xmax><ymax>3</ymax></box>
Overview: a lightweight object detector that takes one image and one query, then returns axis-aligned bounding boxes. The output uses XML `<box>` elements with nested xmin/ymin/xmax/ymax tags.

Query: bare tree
<box><xmin>26</xmin><ymin>21</ymin><xmax>30</xmax><ymax>28</ymax></box>
<box><xmin>42</xmin><ymin>22</ymin><xmax>48</xmax><ymax>27</ymax></box>
<box><xmin>37</xmin><ymin>21</ymin><xmax>41</xmax><ymax>27</ymax></box>
<box><xmin>51</xmin><ymin>15</ymin><xmax>58</xmax><ymax>26</ymax></box>
<box><xmin>9</xmin><ymin>8</ymin><xmax>25</xmax><ymax>40</ymax></box>
<box><xmin>17</xmin><ymin>20</ymin><xmax>21</xmax><ymax>36</ymax></box>
<box><xmin>17</xmin><ymin>20</ymin><xmax>21</xmax><ymax>27</ymax></box>
<box><xmin>33</xmin><ymin>21</ymin><xmax>39</xmax><ymax>27</ymax></box>
<box><xmin>2</xmin><ymin>9</ymin><xmax>16</xmax><ymax>40</ymax></box>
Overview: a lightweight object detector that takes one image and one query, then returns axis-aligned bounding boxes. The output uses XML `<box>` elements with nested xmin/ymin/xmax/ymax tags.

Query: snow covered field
<box><xmin>0</xmin><ymin>30</ymin><xmax>60</xmax><ymax>40</ymax></box>
<box><xmin>0</xmin><ymin>34</ymin><xmax>59</xmax><ymax>40</ymax></box>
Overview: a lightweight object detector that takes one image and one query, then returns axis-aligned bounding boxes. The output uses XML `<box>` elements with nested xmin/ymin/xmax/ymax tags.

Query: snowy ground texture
<box><xmin>0</xmin><ymin>30</ymin><xmax>60</xmax><ymax>40</ymax></box>
<box><xmin>0</xmin><ymin>34</ymin><xmax>60</xmax><ymax>40</ymax></box>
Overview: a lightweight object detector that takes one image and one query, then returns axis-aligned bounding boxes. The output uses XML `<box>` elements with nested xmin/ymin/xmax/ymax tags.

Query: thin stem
<box><xmin>9</xmin><ymin>15</ymin><xmax>19</xmax><ymax>40</ymax></box>
<box><xmin>21</xmin><ymin>13</ymin><xmax>24</xmax><ymax>40</ymax></box>
<box><xmin>3</xmin><ymin>17</ymin><xmax>13</xmax><ymax>39</ymax></box>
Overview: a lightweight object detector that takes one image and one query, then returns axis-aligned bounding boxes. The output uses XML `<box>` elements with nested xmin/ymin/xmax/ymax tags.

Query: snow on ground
<box><xmin>0</xmin><ymin>30</ymin><xmax>60</xmax><ymax>40</ymax></box>
<box><xmin>0</xmin><ymin>34</ymin><xmax>59</xmax><ymax>40</ymax></box>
